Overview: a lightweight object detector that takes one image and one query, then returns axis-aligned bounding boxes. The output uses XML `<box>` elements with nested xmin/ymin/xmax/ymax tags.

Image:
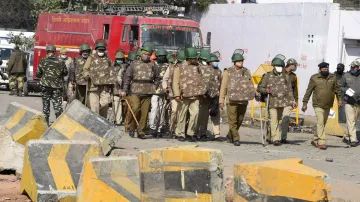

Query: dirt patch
<box><xmin>0</xmin><ymin>174</ymin><xmax>30</xmax><ymax>202</ymax></box>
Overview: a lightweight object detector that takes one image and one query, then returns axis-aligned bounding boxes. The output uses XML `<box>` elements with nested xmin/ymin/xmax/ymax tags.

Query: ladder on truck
<box><xmin>102</xmin><ymin>3</ymin><xmax>185</xmax><ymax>15</ymax></box>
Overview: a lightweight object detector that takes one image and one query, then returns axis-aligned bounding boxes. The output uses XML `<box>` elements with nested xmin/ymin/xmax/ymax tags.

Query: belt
<box><xmin>133</xmin><ymin>79</ymin><xmax>153</xmax><ymax>84</ymax></box>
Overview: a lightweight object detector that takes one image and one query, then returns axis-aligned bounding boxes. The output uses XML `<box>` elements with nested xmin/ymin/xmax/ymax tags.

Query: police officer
<box><xmin>162</xmin><ymin>49</ymin><xmax>186</xmax><ymax>137</ymax></box>
<box><xmin>113</xmin><ymin>51</ymin><xmax>128</xmax><ymax>125</ymax></box>
<box><xmin>149</xmin><ymin>48</ymin><xmax>169</xmax><ymax>137</ymax></box>
<box><xmin>36</xmin><ymin>44</ymin><xmax>68</xmax><ymax>126</ymax></box>
<box><xmin>220</xmin><ymin>52</ymin><xmax>255</xmax><ymax>146</ymax></box>
<box><xmin>258</xmin><ymin>56</ymin><xmax>296</xmax><ymax>146</ymax></box>
<box><xmin>127</xmin><ymin>51</ymin><xmax>137</xmax><ymax>64</ymax></box>
<box><xmin>335</xmin><ymin>63</ymin><xmax>346</xmax><ymax>123</ymax></box>
<box><xmin>173</xmin><ymin>47</ymin><xmax>206</xmax><ymax>142</ymax></box>
<box><xmin>302</xmin><ymin>62</ymin><xmax>342</xmax><ymax>150</ymax></box>
<box><xmin>7</xmin><ymin>46</ymin><xmax>27</xmax><ymax>96</ymax></box>
<box><xmin>69</xmin><ymin>43</ymin><xmax>91</xmax><ymax>105</ymax></box>
<box><xmin>281</xmin><ymin>58</ymin><xmax>299</xmax><ymax>143</ymax></box>
<box><xmin>59</xmin><ymin>47</ymin><xmax>74</xmax><ymax>102</ymax></box>
<box><xmin>340</xmin><ymin>60</ymin><xmax>360</xmax><ymax>147</ymax></box>
<box><xmin>82</xmin><ymin>40</ymin><xmax>115</xmax><ymax>118</ymax></box>
<box><xmin>121</xmin><ymin>45</ymin><xmax>160</xmax><ymax>139</ymax></box>
<box><xmin>199</xmin><ymin>54</ymin><xmax>222</xmax><ymax>141</ymax></box>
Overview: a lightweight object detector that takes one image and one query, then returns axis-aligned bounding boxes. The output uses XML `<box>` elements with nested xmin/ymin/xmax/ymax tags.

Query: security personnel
<box><xmin>59</xmin><ymin>47</ymin><xmax>74</xmax><ymax>102</ymax></box>
<box><xmin>121</xmin><ymin>45</ymin><xmax>160</xmax><ymax>139</ymax></box>
<box><xmin>198</xmin><ymin>54</ymin><xmax>222</xmax><ymax>141</ymax></box>
<box><xmin>335</xmin><ymin>63</ymin><xmax>346</xmax><ymax>123</ymax></box>
<box><xmin>149</xmin><ymin>48</ymin><xmax>169</xmax><ymax>137</ymax></box>
<box><xmin>302</xmin><ymin>62</ymin><xmax>342</xmax><ymax>150</ymax></box>
<box><xmin>220</xmin><ymin>52</ymin><xmax>255</xmax><ymax>146</ymax></box>
<box><xmin>82</xmin><ymin>40</ymin><xmax>116</xmax><ymax>118</ymax></box>
<box><xmin>340</xmin><ymin>60</ymin><xmax>360</xmax><ymax>147</ymax></box>
<box><xmin>113</xmin><ymin>51</ymin><xmax>128</xmax><ymax>125</ymax></box>
<box><xmin>281</xmin><ymin>58</ymin><xmax>299</xmax><ymax>143</ymax></box>
<box><xmin>7</xmin><ymin>46</ymin><xmax>27</xmax><ymax>96</ymax></box>
<box><xmin>69</xmin><ymin>43</ymin><xmax>91</xmax><ymax>105</ymax></box>
<box><xmin>36</xmin><ymin>44</ymin><xmax>68</xmax><ymax>126</ymax></box>
<box><xmin>127</xmin><ymin>51</ymin><xmax>137</xmax><ymax>64</ymax></box>
<box><xmin>162</xmin><ymin>49</ymin><xmax>186</xmax><ymax>137</ymax></box>
<box><xmin>173</xmin><ymin>47</ymin><xmax>206</xmax><ymax>142</ymax></box>
<box><xmin>258</xmin><ymin>56</ymin><xmax>296</xmax><ymax>146</ymax></box>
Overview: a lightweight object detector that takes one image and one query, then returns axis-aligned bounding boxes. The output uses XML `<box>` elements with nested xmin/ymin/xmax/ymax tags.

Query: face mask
<box><xmin>291</xmin><ymin>65</ymin><xmax>297</xmax><ymax>72</ymax></box>
<box><xmin>337</xmin><ymin>68</ymin><xmax>344</xmax><ymax>74</ymax></box>
<box><xmin>116</xmin><ymin>60</ymin><xmax>123</xmax><ymax>65</ymax></box>
<box><xmin>320</xmin><ymin>70</ymin><xmax>329</xmax><ymax>77</ymax></box>
<box><xmin>202</xmin><ymin>61</ymin><xmax>207</xmax><ymax>65</ymax></box>
<box><xmin>157</xmin><ymin>56</ymin><xmax>167</xmax><ymax>63</ymax></box>
<box><xmin>82</xmin><ymin>54</ymin><xmax>88</xmax><ymax>59</ymax></box>
<box><xmin>141</xmin><ymin>55</ymin><xmax>150</xmax><ymax>62</ymax></box>
<box><xmin>350</xmin><ymin>70</ymin><xmax>359</xmax><ymax>75</ymax></box>
<box><xmin>60</xmin><ymin>55</ymin><xmax>67</xmax><ymax>59</ymax></box>
<box><xmin>97</xmin><ymin>52</ymin><xmax>104</xmax><ymax>57</ymax></box>
<box><xmin>213</xmin><ymin>62</ymin><xmax>219</xmax><ymax>68</ymax></box>
<box><xmin>275</xmin><ymin>66</ymin><xmax>283</xmax><ymax>72</ymax></box>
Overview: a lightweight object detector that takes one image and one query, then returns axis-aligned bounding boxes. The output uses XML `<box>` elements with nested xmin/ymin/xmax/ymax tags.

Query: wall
<box><xmin>200</xmin><ymin>3</ymin><xmax>332</xmax><ymax>116</ymax></box>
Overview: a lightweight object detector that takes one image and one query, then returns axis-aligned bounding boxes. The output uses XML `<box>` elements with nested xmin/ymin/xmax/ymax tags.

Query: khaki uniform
<box><xmin>281</xmin><ymin>71</ymin><xmax>298</xmax><ymax>140</ymax></box>
<box><xmin>162</xmin><ymin>64</ymin><xmax>179</xmax><ymax>132</ymax></box>
<box><xmin>220</xmin><ymin>66</ymin><xmax>255</xmax><ymax>141</ymax></box>
<box><xmin>7</xmin><ymin>50</ymin><xmax>27</xmax><ymax>91</ymax></box>
<box><xmin>122</xmin><ymin>60</ymin><xmax>160</xmax><ymax>135</ymax></box>
<box><xmin>303</xmin><ymin>73</ymin><xmax>341</xmax><ymax>145</ymax></box>
<box><xmin>112</xmin><ymin>63</ymin><xmax>128</xmax><ymax>124</ymax></box>
<box><xmin>69</xmin><ymin>56</ymin><xmax>87</xmax><ymax>105</ymax></box>
<box><xmin>173</xmin><ymin>62</ymin><xmax>206</xmax><ymax>138</ymax></box>
<box><xmin>82</xmin><ymin>53</ymin><xmax>116</xmax><ymax>118</ymax></box>
<box><xmin>258</xmin><ymin>70</ymin><xmax>294</xmax><ymax>142</ymax></box>
<box><xmin>340</xmin><ymin>72</ymin><xmax>360</xmax><ymax>143</ymax></box>
<box><xmin>198</xmin><ymin>64</ymin><xmax>222</xmax><ymax>137</ymax></box>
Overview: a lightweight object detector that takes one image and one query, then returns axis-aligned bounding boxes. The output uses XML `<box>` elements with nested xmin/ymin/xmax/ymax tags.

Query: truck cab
<box><xmin>23</xmin><ymin>51</ymin><xmax>41</xmax><ymax>96</ymax></box>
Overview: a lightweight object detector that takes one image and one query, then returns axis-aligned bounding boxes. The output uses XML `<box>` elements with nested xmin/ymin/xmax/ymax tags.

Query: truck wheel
<box><xmin>23</xmin><ymin>81</ymin><xmax>29</xmax><ymax>96</ymax></box>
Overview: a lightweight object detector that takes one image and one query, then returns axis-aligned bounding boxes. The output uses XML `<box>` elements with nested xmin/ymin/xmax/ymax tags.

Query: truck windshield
<box><xmin>0</xmin><ymin>48</ymin><xmax>12</xmax><ymax>60</ymax></box>
<box><xmin>141</xmin><ymin>24</ymin><xmax>201</xmax><ymax>49</ymax></box>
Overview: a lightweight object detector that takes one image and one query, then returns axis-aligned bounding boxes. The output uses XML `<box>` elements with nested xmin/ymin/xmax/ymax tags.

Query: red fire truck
<box><xmin>28</xmin><ymin>3</ymin><xmax>210</xmax><ymax>94</ymax></box>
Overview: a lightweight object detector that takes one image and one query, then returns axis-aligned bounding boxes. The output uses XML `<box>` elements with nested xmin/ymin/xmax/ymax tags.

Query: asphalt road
<box><xmin>0</xmin><ymin>89</ymin><xmax>359</xmax><ymax>201</ymax></box>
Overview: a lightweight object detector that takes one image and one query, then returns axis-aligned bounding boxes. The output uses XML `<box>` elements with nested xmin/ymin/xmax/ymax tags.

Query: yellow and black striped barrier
<box><xmin>0</xmin><ymin>102</ymin><xmax>47</xmax><ymax>145</ymax></box>
<box><xmin>76</xmin><ymin>156</ymin><xmax>140</xmax><ymax>202</ymax></box>
<box><xmin>138</xmin><ymin>146</ymin><xmax>225</xmax><ymax>201</ymax></box>
<box><xmin>41</xmin><ymin>100</ymin><xmax>123</xmax><ymax>155</ymax></box>
<box><xmin>20</xmin><ymin>140</ymin><xmax>102</xmax><ymax>202</ymax></box>
<box><xmin>234</xmin><ymin>158</ymin><xmax>331</xmax><ymax>201</ymax></box>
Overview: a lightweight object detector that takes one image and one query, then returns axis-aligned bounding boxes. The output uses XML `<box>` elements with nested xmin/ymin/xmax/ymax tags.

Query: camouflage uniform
<box><xmin>197</xmin><ymin>63</ymin><xmax>222</xmax><ymax>138</ymax></box>
<box><xmin>258</xmin><ymin>69</ymin><xmax>295</xmax><ymax>143</ymax></box>
<box><xmin>59</xmin><ymin>56</ymin><xmax>74</xmax><ymax>101</ymax></box>
<box><xmin>220</xmin><ymin>66</ymin><xmax>254</xmax><ymax>142</ymax></box>
<box><xmin>122</xmin><ymin>59</ymin><xmax>160</xmax><ymax>136</ymax></box>
<box><xmin>7</xmin><ymin>49</ymin><xmax>27</xmax><ymax>95</ymax></box>
<box><xmin>69</xmin><ymin>56</ymin><xmax>88</xmax><ymax>104</ymax></box>
<box><xmin>36</xmin><ymin>55</ymin><xmax>68</xmax><ymax>124</ymax></box>
<box><xmin>149</xmin><ymin>62</ymin><xmax>169</xmax><ymax>133</ymax></box>
<box><xmin>173</xmin><ymin>62</ymin><xmax>206</xmax><ymax>138</ymax></box>
<box><xmin>82</xmin><ymin>53</ymin><xmax>116</xmax><ymax>118</ymax></box>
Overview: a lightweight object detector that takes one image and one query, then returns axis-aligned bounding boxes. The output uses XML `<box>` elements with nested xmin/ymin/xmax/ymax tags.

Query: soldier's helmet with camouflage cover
<box><xmin>199</xmin><ymin>49</ymin><xmax>211</xmax><ymax>61</ymax></box>
<box><xmin>136</xmin><ymin>49</ymin><xmax>142</xmax><ymax>56</ymax></box>
<box><xmin>115</xmin><ymin>51</ymin><xmax>125</xmax><ymax>59</ymax></box>
<box><xmin>141</xmin><ymin>45</ymin><xmax>154</xmax><ymax>54</ymax></box>
<box><xmin>46</xmin><ymin>44</ymin><xmax>56</xmax><ymax>52</ymax></box>
<box><xmin>177</xmin><ymin>49</ymin><xmax>186</xmax><ymax>62</ymax></box>
<box><xmin>95</xmin><ymin>41</ymin><xmax>106</xmax><ymax>50</ymax></box>
<box><xmin>79</xmin><ymin>44</ymin><xmax>91</xmax><ymax>52</ymax></box>
<box><xmin>208</xmin><ymin>54</ymin><xmax>219</xmax><ymax>63</ymax></box>
<box><xmin>185</xmin><ymin>47</ymin><xmax>198</xmax><ymax>59</ymax></box>
<box><xmin>156</xmin><ymin>48</ymin><xmax>168</xmax><ymax>56</ymax></box>
<box><xmin>272</xmin><ymin>57</ymin><xmax>285</xmax><ymax>67</ymax></box>
<box><xmin>232</xmin><ymin>53</ymin><xmax>244</xmax><ymax>62</ymax></box>
<box><xmin>286</xmin><ymin>58</ymin><xmax>298</xmax><ymax>66</ymax></box>
<box><xmin>167</xmin><ymin>54</ymin><xmax>175</xmax><ymax>64</ymax></box>
<box><xmin>350</xmin><ymin>60</ymin><xmax>360</xmax><ymax>67</ymax></box>
<box><xmin>128</xmin><ymin>51</ymin><xmax>136</xmax><ymax>61</ymax></box>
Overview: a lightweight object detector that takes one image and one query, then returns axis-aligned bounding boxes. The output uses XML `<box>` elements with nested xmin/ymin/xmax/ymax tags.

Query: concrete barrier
<box><xmin>76</xmin><ymin>157</ymin><xmax>140</xmax><ymax>202</ymax></box>
<box><xmin>0</xmin><ymin>102</ymin><xmax>47</xmax><ymax>175</ymax></box>
<box><xmin>138</xmin><ymin>146</ymin><xmax>224</xmax><ymax>201</ymax></box>
<box><xmin>234</xmin><ymin>158</ymin><xmax>331</xmax><ymax>202</ymax></box>
<box><xmin>41</xmin><ymin>100</ymin><xmax>123</xmax><ymax>155</ymax></box>
<box><xmin>20</xmin><ymin>140</ymin><xmax>102</xmax><ymax>202</ymax></box>
<box><xmin>0</xmin><ymin>102</ymin><xmax>47</xmax><ymax>145</ymax></box>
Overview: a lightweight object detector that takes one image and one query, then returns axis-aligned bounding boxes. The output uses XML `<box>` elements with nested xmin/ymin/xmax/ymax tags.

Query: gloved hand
<box><xmin>346</xmin><ymin>88</ymin><xmax>355</xmax><ymax>97</ymax></box>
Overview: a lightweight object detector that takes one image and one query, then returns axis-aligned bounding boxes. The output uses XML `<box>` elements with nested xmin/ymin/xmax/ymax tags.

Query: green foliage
<box><xmin>30</xmin><ymin>0</ymin><xmax>62</xmax><ymax>28</ymax></box>
<box><xmin>7</xmin><ymin>32</ymin><xmax>35</xmax><ymax>51</ymax></box>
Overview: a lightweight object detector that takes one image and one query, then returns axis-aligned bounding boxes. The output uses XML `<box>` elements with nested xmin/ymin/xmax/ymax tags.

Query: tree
<box><xmin>7</xmin><ymin>32</ymin><xmax>35</xmax><ymax>51</ymax></box>
<box><xmin>334</xmin><ymin>0</ymin><xmax>360</xmax><ymax>8</ymax></box>
<box><xmin>30</xmin><ymin>0</ymin><xmax>63</xmax><ymax>28</ymax></box>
